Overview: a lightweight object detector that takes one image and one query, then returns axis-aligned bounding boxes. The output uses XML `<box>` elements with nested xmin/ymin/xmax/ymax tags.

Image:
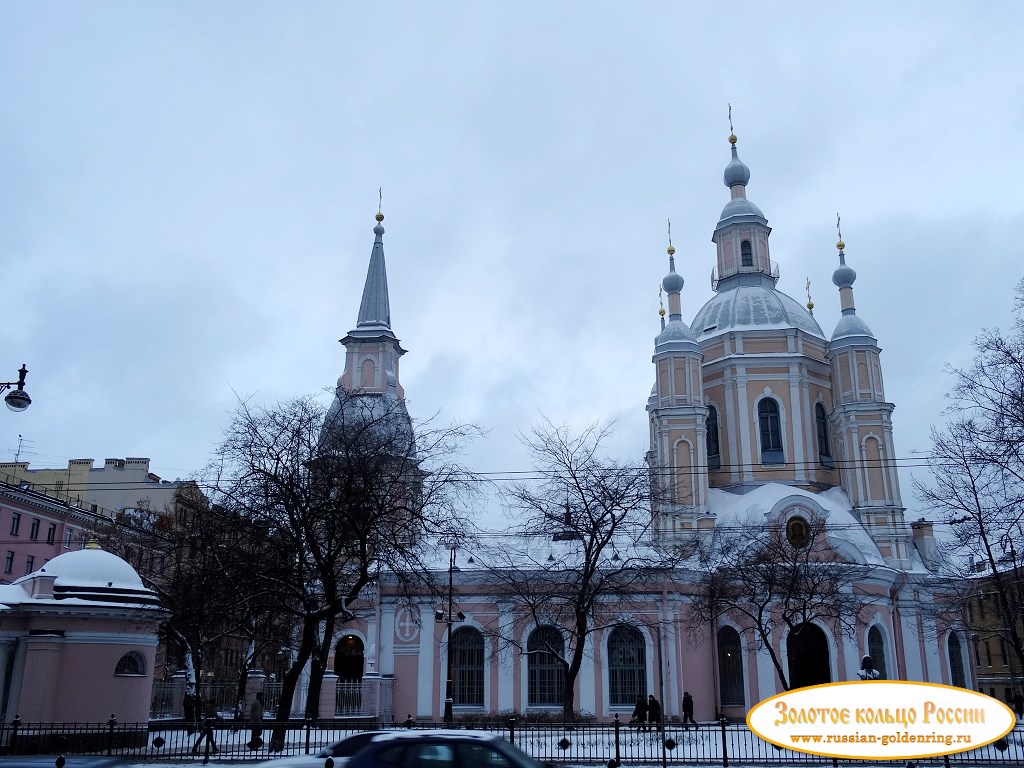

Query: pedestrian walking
<box><xmin>1013</xmin><ymin>691</ymin><xmax>1024</xmax><ymax>720</ymax></box>
<box><xmin>647</xmin><ymin>694</ymin><xmax>662</xmax><ymax>731</ymax></box>
<box><xmin>247</xmin><ymin>691</ymin><xmax>265</xmax><ymax>749</ymax></box>
<box><xmin>192</xmin><ymin>698</ymin><xmax>220</xmax><ymax>761</ymax></box>
<box><xmin>631</xmin><ymin>694</ymin><xmax>648</xmax><ymax>731</ymax></box>
<box><xmin>682</xmin><ymin>690</ymin><xmax>697</xmax><ymax>728</ymax></box>
<box><xmin>684</xmin><ymin>692</ymin><xmax>700</xmax><ymax>729</ymax></box>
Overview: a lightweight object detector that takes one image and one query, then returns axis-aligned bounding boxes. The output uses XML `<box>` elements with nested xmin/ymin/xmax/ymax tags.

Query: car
<box><xmin>343</xmin><ymin>729</ymin><xmax>551</xmax><ymax>768</ymax></box>
<box><xmin>253</xmin><ymin>730</ymin><xmax>386</xmax><ymax>768</ymax></box>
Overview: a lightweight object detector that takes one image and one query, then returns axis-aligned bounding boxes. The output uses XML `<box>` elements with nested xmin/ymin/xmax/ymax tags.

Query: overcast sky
<box><xmin>2</xmin><ymin>2</ymin><xmax>1022</xmax><ymax>520</ymax></box>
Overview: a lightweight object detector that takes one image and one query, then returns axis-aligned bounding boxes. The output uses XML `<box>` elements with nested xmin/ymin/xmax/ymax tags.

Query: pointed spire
<box><xmin>356</xmin><ymin>206</ymin><xmax>393</xmax><ymax>330</ymax></box>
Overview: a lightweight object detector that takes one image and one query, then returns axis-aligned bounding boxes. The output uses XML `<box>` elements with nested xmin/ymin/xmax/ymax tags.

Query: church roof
<box><xmin>691</xmin><ymin>279</ymin><xmax>825</xmax><ymax>340</ymax></box>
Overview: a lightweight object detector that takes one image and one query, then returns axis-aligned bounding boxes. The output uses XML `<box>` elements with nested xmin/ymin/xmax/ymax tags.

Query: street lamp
<box><xmin>436</xmin><ymin>544</ymin><xmax>465</xmax><ymax>726</ymax></box>
<box><xmin>1</xmin><ymin>365</ymin><xmax>31</xmax><ymax>412</ymax></box>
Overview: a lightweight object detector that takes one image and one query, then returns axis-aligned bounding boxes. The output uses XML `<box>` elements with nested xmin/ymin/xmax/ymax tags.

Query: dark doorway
<box><xmin>787</xmin><ymin>623</ymin><xmax>831</xmax><ymax>689</ymax></box>
<box><xmin>334</xmin><ymin>635</ymin><xmax>365</xmax><ymax>681</ymax></box>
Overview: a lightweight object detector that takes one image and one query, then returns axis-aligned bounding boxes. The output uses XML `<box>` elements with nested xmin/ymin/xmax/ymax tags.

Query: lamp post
<box><xmin>436</xmin><ymin>544</ymin><xmax>464</xmax><ymax>726</ymax></box>
<box><xmin>1</xmin><ymin>365</ymin><xmax>31</xmax><ymax>412</ymax></box>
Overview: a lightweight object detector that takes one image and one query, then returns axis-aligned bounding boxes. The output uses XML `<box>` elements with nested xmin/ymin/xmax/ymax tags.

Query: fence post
<box><xmin>508</xmin><ymin>716</ymin><xmax>516</xmax><ymax>747</ymax></box>
<box><xmin>719</xmin><ymin>717</ymin><xmax>729</xmax><ymax>768</ymax></box>
<box><xmin>613</xmin><ymin>713</ymin><xmax>621</xmax><ymax>768</ymax></box>
<box><xmin>10</xmin><ymin>714</ymin><xmax>21</xmax><ymax>755</ymax></box>
<box><xmin>106</xmin><ymin>714</ymin><xmax>117</xmax><ymax>757</ymax></box>
<box><xmin>305</xmin><ymin>716</ymin><xmax>313</xmax><ymax>754</ymax></box>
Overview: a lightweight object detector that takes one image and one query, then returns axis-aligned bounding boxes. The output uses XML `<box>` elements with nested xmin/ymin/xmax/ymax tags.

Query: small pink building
<box><xmin>0</xmin><ymin>542</ymin><xmax>166</xmax><ymax>725</ymax></box>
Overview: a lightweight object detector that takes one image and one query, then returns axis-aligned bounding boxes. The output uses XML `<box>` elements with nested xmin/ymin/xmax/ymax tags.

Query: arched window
<box><xmin>608</xmin><ymin>627</ymin><xmax>646</xmax><ymax>706</ymax></box>
<box><xmin>948</xmin><ymin>633</ymin><xmax>966</xmax><ymax>688</ymax></box>
<box><xmin>706</xmin><ymin>406</ymin><xmax>721</xmax><ymax>471</ymax></box>
<box><xmin>528</xmin><ymin>626</ymin><xmax>565</xmax><ymax>707</ymax></box>
<box><xmin>451</xmin><ymin>627</ymin><xmax>485</xmax><ymax>706</ymax></box>
<box><xmin>741</xmin><ymin>240</ymin><xmax>753</xmax><ymax>267</ymax></box>
<box><xmin>758</xmin><ymin>398</ymin><xmax>784</xmax><ymax>464</ymax></box>
<box><xmin>815</xmin><ymin>403</ymin><xmax>832</xmax><ymax>466</ymax></box>
<box><xmin>114</xmin><ymin>651</ymin><xmax>146</xmax><ymax>676</ymax></box>
<box><xmin>717</xmin><ymin>627</ymin><xmax>744</xmax><ymax>705</ymax></box>
<box><xmin>867</xmin><ymin>626</ymin><xmax>887</xmax><ymax>680</ymax></box>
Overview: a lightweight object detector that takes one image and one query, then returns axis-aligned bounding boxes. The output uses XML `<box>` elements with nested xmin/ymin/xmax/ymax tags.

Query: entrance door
<box><xmin>334</xmin><ymin>635</ymin><xmax>365</xmax><ymax>681</ymax></box>
<box><xmin>787</xmin><ymin>623</ymin><xmax>831</xmax><ymax>689</ymax></box>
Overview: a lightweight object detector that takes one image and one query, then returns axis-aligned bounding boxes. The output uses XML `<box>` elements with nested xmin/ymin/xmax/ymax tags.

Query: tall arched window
<box><xmin>741</xmin><ymin>240</ymin><xmax>753</xmax><ymax>267</ymax></box>
<box><xmin>758</xmin><ymin>398</ymin><xmax>784</xmax><ymax>464</ymax></box>
<box><xmin>867</xmin><ymin>626</ymin><xmax>887</xmax><ymax>680</ymax></box>
<box><xmin>608</xmin><ymin>627</ymin><xmax>646</xmax><ymax>706</ymax></box>
<box><xmin>948</xmin><ymin>633</ymin><xmax>967</xmax><ymax>688</ymax></box>
<box><xmin>706</xmin><ymin>406</ymin><xmax>722</xmax><ymax>471</ymax></box>
<box><xmin>451</xmin><ymin>627</ymin><xmax>485</xmax><ymax>706</ymax></box>
<box><xmin>815</xmin><ymin>403</ymin><xmax>832</xmax><ymax>466</ymax></box>
<box><xmin>528</xmin><ymin>626</ymin><xmax>565</xmax><ymax>706</ymax></box>
<box><xmin>717</xmin><ymin>627</ymin><xmax>744</xmax><ymax>705</ymax></box>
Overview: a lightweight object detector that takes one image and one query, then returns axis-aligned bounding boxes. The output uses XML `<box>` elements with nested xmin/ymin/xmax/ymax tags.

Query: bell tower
<box><xmin>647</xmin><ymin>230</ymin><xmax>711</xmax><ymax>541</ymax></box>
<box><xmin>826</xmin><ymin>228</ymin><xmax>912</xmax><ymax>568</ymax></box>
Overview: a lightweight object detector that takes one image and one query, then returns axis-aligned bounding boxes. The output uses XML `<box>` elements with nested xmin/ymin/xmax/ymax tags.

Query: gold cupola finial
<box><xmin>658</xmin><ymin>285</ymin><xmax>666</xmax><ymax>318</ymax></box>
<box><xmin>728</xmin><ymin>103</ymin><xmax>737</xmax><ymax>145</ymax></box>
<box><xmin>805</xmin><ymin>277</ymin><xmax>814</xmax><ymax>313</ymax></box>
<box><xmin>836</xmin><ymin>212</ymin><xmax>844</xmax><ymax>251</ymax></box>
<box><xmin>375</xmin><ymin>187</ymin><xmax>384</xmax><ymax>222</ymax></box>
<box><xmin>667</xmin><ymin>219</ymin><xmax>675</xmax><ymax>256</ymax></box>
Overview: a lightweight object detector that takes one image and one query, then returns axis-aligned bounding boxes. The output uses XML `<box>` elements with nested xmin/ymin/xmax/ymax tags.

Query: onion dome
<box><xmin>723</xmin><ymin>134</ymin><xmax>751</xmax><ymax>188</ymax></box>
<box><xmin>832</xmin><ymin>238</ymin><xmax>857</xmax><ymax>289</ymax></box>
<box><xmin>655</xmin><ymin>240</ymin><xmax>700</xmax><ymax>350</ymax></box>
<box><xmin>662</xmin><ymin>244</ymin><xmax>685</xmax><ymax>294</ymax></box>
<box><xmin>829</xmin><ymin>235</ymin><xmax>876</xmax><ymax>343</ymax></box>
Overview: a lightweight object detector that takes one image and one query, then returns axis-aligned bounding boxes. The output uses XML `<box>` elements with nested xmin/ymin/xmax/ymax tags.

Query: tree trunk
<box><xmin>268</xmin><ymin>616</ymin><xmax>317</xmax><ymax>752</ymax></box>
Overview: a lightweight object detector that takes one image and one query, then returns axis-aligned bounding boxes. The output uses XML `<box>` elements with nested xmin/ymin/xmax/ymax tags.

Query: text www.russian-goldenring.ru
<box><xmin>789</xmin><ymin>732</ymin><xmax>972</xmax><ymax>747</ymax></box>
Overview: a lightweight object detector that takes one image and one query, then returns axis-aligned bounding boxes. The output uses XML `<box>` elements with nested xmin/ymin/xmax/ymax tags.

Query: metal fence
<box><xmin>3</xmin><ymin>717</ymin><xmax>1024</xmax><ymax>765</ymax></box>
<box><xmin>152</xmin><ymin>678</ymin><xmax>391</xmax><ymax>721</ymax></box>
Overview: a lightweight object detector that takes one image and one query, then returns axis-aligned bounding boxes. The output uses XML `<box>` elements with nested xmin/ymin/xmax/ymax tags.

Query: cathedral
<box><xmin>327</xmin><ymin>132</ymin><xmax>969</xmax><ymax>724</ymax></box>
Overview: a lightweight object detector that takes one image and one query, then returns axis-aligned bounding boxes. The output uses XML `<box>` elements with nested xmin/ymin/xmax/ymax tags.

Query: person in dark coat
<box><xmin>682</xmin><ymin>690</ymin><xmax>697</xmax><ymax>728</ymax></box>
<box><xmin>246</xmin><ymin>691</ymin><xmax>265</xmax><ymax>749</ymax></box>
<box><xmin>647</xmin><ymin>694</ymin><xmax>662</xmax><ymax>731</ymax></box>
<box><xmin>631</xmin><ymin>694</ymin><xmax>648</xmax><ymax>730</ymax></box>
<box><xmin>1013</xmin><ymin>691</ymin><xmax>1024</xmax><ymax>720</ymax></box>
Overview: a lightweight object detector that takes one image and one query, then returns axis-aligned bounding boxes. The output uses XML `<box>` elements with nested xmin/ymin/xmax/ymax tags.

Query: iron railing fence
<box><xmin>152</xmin><ymin>679</ymin><xmax>391</xmax><ymax>721</ymax></box>
<box><xmin>150</xmin><ymin>681</ymin><xmax>285</xmax><ymax>720</ymax></box>
<box><xmin>3</xmin><ymin>717</ymin><xmax>1023</xmax><ymax>765</ymax></box>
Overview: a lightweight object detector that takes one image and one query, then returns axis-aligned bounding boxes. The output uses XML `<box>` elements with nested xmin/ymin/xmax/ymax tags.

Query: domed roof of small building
<box><xmin>691</xmin><ymin>282</ymin><xmax>825</xmax><ymax>340</ymax></box>
<box><xmin>32</xmin><ymin>544</ymin><xmax>161</xmax><ymax>606</ymax></box>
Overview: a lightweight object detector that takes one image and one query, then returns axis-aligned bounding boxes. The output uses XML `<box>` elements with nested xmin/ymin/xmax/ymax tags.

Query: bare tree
<box><xmin>914</xmin><ymin>280</ymin><xmax>1024</xmax><ymax>678</ymax></box>
<box><xmin>204</xmin><ymin>392</ymin><xmax>477</xmax><ymax>748</ymax></box>
<box><xmin>478</xmin><ymin>421</ymin><xmax>678</xmax><ymax>719</ymax></box>
<box><xmin>689</xmin><ymin>516</ymin><xmax>866</xmax><ymax>691</ymax></box>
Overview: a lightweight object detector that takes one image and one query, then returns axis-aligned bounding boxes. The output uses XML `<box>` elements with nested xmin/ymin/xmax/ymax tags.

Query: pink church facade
<box><xmin>322</xmin><ymin>132</ymin><xmax>968</xmax><ymax>724</ymax></box>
